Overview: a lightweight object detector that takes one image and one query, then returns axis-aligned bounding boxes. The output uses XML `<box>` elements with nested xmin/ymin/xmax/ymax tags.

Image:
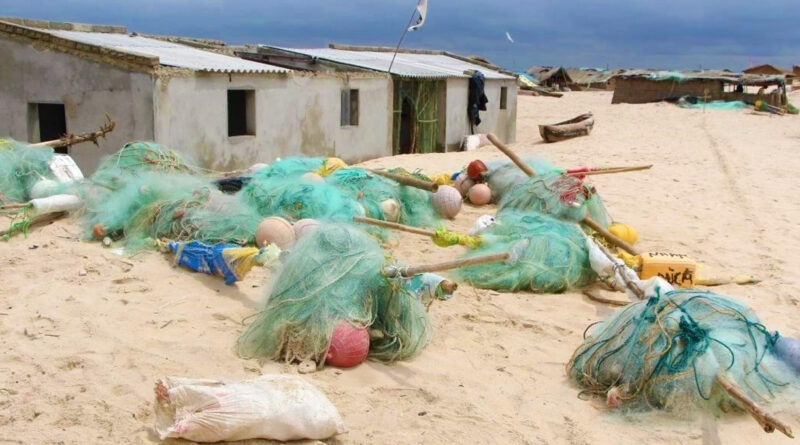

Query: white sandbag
<box><xmin>30</xmin><ymin>194</ymin><xmax>83</xmax><ymax>214</ymax></box>
<box><xmin>460</xmin><ymin>133</ymin><xmax>491</xmax><ymax>151</ymax></box>
<box><xmin>49</xmin><ymin>154</ymin><xmax>84</xmax><ymax>182</ymax></box>
<box><xmin>154</xmin><ymin>375</ymin><xmax>346</xmax><ymax>442</ymax></box>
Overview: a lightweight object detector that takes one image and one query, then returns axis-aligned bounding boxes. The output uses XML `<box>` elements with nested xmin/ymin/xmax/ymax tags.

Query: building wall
<box><xmin>612</xmin><ymin>78</ymin><xmax>724</xmax><ymax>104</ymax></box>
<box><xmin>0</xmin><ymin>37</ymin><xmax>155</xmax><ymax>173</ymax></box>
<box><xmin>153</xmin><ymin>72</ymin><xmax>391</xmax><ymax>171</ymax></box>
<box><xmin>444</xmin><ymin>78</ymin><xmax>517</xmax><ymax>150</ymax></box>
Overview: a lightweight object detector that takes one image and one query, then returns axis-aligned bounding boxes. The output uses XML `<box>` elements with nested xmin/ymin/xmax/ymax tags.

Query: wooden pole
<box><xmin>486</xmin><ymin>133</ymin><xmax>536</xmax><ymax>177</ymax></box>
<box><xmin>487</xmin><ymin>133</ymin><xmax>639</xmax><ymax>255</ymax></box>
<box><xmin>565</xmin><ymin>165</ymin><xmax>653</xmax><ymax>177</ymax></box>
<box><xmin>715</xmin><ymin>374</ymin><xmax>793</xmax><ymax>438</ymax></box>
<box><xmin>29</xmin><ymin>116</ymin><xmax>115</xmax><ymax>149</ymax></box>
<box><xmin>354</xmin><ymin>216</ymin><xmax>435</xmax><ymax>237</ymax></box>
<box><xmin>368</xmin><ymin>169</ymin><xmax>439</xmax><ymax>193</ymax></box>
<box><xmin>385</xmin><ymin>252</ymin><xmax>510</xmax><ymax>277</ymax></box>
<box><xmin>0</xmin><ymin>211</ymin><xmax>67</xmax><ymax>237</ymax></box>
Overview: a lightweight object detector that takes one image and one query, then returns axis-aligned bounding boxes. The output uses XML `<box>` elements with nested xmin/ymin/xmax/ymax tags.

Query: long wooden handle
<box><xmin>0</xmin><ymin>211</ymin><xmax>67</xmax><ymax>237</ymax></box>
<box><xmin>582</xmin><ymin>217</ymin><xmax>638</xmax><ymax>256</ymax></box>
<box><xmin>29</xmin><ymin>116</ymin><xmax>116</xmax><ymax>149</ymax></box>
<box><xmin>369</xmin><ymin>169</ymin><xmax>439</xmax><ymax>192</ymax></box>
<box><xmin>385</xmin><ymin>252</ymin><xmax>510</xmax><ymax>277</ymax></box>
<box><xmin>565</xmin><ymin>165</ymin><xmax>653</xmax><ymax>177</ymax></box>
<box><xmin>716</xmin><ymin>374</ymin><xmax>793</xmax><ymax>438</ymax></box>
<box><xmin>487</xmin><ymin>133</ymin><xmax>536</xmax><ymax>177</ymax></box>
<box><xmin>354</xmin><ymin>216</ymin><xmax>435</xmax><ymax>237</ymax></box>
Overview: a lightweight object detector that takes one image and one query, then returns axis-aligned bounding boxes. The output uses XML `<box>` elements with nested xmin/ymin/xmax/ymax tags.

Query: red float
<box><xmin>326</xmin><ymin>322</ymin><xmax>370</xmax><ymax>368</ymax></box>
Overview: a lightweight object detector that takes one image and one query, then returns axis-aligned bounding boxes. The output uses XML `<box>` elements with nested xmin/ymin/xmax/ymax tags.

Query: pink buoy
<box><xmin>468</xmin><ymin>183</ymin><xmax>492</xmax><ymax>206</ymax></box>
<box><xmin>326</xmin><ymin>322</ymin><xmax>370</xmax><ymax>368</ymax></box>
<box><xmin>256</xmin><ymin>217</ymin><xmax>296</xmax><ymax>249</ymax></box>
<box><xmin>293</xmin><ymin>218</ymin><xmax>321</xmax><ymax>240</ymax></box>
<box><xmin>431</xmin><ymin>185</ymin><xmax>462</xmax><ymax>219</ymax></box>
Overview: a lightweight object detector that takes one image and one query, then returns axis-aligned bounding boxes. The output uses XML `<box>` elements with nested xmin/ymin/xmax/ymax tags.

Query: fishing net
<box><xmin>236</xmin><ymin>223</ymin><xmax>432</xmax><ymax>365</ymax></box>
<box><xmin>484</xmin><ymin>157</ymin><xmax>558</xmax><ymax>201</ymax></box>
<box><xmin>240</xmin><ymin>172</ymin><xmax>365</xmax><ymax>223</ymax></box>
<box><xmin>454</xmin><ymin>210</ymin><xmax>596</xmax><ymax>292</ymax></box>
<box><xmin>677</xmin><ymin>97</ymin><xmax>749</xmax><ymax>110</ymax></box>
<box><xmin>252</xmin><ymin>157</ymin><xmax>325</xmax><ymax>180</ymax></box>
<box><xmin>383</xmin><ymin>168</ymin><xmax>439</xmax><ymax>227</ymax></box>
<box><xmin>91</xmin><ymin>141</ymin><xmax>199</xmax><ymax>190</ymax></box>
<box><xmin>0</xmin><ymin>141</ymin><xmax>55</xmax><ymax>203</ymax></box>
<box><xmin>568</xmin><ymin>289</ymin><xmax>795</xmax><ymax>414</ymax></box>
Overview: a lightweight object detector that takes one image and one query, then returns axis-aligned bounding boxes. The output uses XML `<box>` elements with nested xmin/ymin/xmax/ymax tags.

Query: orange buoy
<box><xmin>468</xmin><ymin>183</ymin><xmax>492</xmax><ymax>205</ymax></box>
<box><xmin>326</xmin><ymin>322</ymin><xmax>370</xmax><ymax>368</ymax></box>
<box><xmin>256</xmin><ymin>216</ymin><xmax>295</xmax><ymax>249</ymax></box>
<box><xmin>467</xmin><ymin>159</ymin><xmax>488</xmax><ymax>179</ymax></box>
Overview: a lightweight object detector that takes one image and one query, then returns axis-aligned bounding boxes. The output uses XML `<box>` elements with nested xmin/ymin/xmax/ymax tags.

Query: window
<box><xmin>228</xmin><ymin>89</ymin><xmax>255</xmax><ymax>136</ymax></box>
<box><xmin>29</xmin><ymin>103</ymin><xmax>68</xmax><ymax>154</ymax></box>
<box><xmin>500</xmin><ymin>87</ymin><xmax>508</xmax><ymax>110</ymax></box>
<box><xmin>340</xmin><ymin>89</ymin><xmax>359</xmax><ymax>126</ymax></box>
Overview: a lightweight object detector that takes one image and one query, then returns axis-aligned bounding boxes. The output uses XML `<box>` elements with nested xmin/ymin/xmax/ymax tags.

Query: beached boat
<box><xmin>538</xmin><ymin>112</ymin><xmax>594</xmax><ymax>143</ymax></box>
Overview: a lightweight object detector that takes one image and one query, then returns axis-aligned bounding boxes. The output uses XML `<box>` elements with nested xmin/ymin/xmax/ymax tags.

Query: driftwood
<box><xmin>539</xmin><ymin>112</ymin><xmax>594</xmax><ymax>143</ymax></box>
<box><xmin>715</xmin><ymin>374</ymin><xmax>793</xmax><ymax>438</ymax></box>
<box><xmin>29</xmin><ymin>116</ymin><xmax>115</xmax><ymax>149</ymax></box>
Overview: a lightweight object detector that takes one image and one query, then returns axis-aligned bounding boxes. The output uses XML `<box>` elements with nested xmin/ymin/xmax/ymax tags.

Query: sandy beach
<box><xmin>2</xmin><ymin>91</ymin><xmax>800</xmax><ymax>444</ymax></box>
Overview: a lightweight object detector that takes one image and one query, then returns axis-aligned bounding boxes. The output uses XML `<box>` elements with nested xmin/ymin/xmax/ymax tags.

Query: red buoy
<box><xmin>326</xmin><ymin>322</ymin><xmax>370</xmax><ymax>368</ymax></box>
<box><xmin>467</xmin><ymin>160</ymin><xmax>488</xmax><ymax>179</ymax></box>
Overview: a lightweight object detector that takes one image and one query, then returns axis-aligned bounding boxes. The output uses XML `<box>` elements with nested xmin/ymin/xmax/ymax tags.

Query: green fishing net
<box><xmin>240</xmin><ymin>173</ymin><xmax>365</xmax><ymax>222</ymax></box>
<box><xmin>678</xmin><ymin>97</ymin><xmax>749</xmax><ymax>110</ymax></box>
<box><xmin>0</xmin><ymin>141</ymin><xmax>55</xmax><ymax>203</ymax></box>
<box><xmin>484</xmin><ymin>158</ymin><xmax>559</xmax><ymax>201</ymax></box>
<box><xmin>236</xmin><ymin>223</ymin><xmax>432</xmax><ymax>365</ymax></box>
<box><xmin>91</xmin><ymin>141</ymin><xmax>199</xmax><ymax>190</ymax></box>
<box><xmin>253</xmin><ymin>157</ymin><xmax>325</xmax><ymax>179</ymax></box>
<box><xmin>453</xmin><ymin>210</ymin><xmax>596</xmax><ymax>292</ymax></box>
<box><xmin>568</xmin><ymin>289</ymin><xmax>795</xmax><ymax>414</ymax></box>
<box><xmin>383</xmin><ymin>168</ymin><xmax>439</xmax><ymax>227</ymax></box>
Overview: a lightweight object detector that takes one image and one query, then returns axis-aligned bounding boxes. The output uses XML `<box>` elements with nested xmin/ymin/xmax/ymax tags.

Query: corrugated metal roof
<box><xmin>44</xmin><ymin>30</ymin><xmax>289</xmax><ymax>73</ymax></box>
<box><xmin>269</xmin><ymin>47</ymin><xmax>513</xmax><ymax>80</ymax></box>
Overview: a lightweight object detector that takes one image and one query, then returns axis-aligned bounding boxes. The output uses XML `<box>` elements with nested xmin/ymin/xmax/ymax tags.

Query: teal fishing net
<box><xmin>91</xmin><ymin>141</ymin><xmax>199</xmax><ymax>190</ymax></box>
<box><xmin>236</xmin><ymin>223</ymin><xmax>432</xmax><ymax>365</ymax></box>
<box><xmin>0</xmin><ymin>141</ymin><xmax>55</xmax><ymax>203</ymax></box>
<box><xmin>498</xmin><ymin>173</ymin><xmax>610</xmax><ymax>225</ymax></box>
<box><xmin>253</xmin><ymin>157</ymin><xmax>325</xmax><ymax>179</ymax></box>
<box><xmin>240</xmin><ymin>172</ymin><xmax>365</xmax><ymax>222</ymax></box>
<box><xmin>678</xmin><ymin>97</ymin><xmax>749</xmax><ymax>110</ymax></box>
<box><xmin>454</xmin><ymin>210</ymin><xmax>596</xmax><ymax>292</ymax></box>
<box><xmin>484</xmin><ymin>158</ymin><xmax>559</xmax><ymax>201</ymax></box>
<box><xmin>568</xmin><ymin>289</ymin><xmax>795</xmax><ymax>413</ymax></box>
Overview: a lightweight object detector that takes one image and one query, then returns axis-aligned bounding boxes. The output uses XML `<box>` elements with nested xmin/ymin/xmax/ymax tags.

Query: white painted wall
<box><xmin>154</xmin><ymin>72</ymin><xmax>391</xmax><ymax>171</ymax></box>
<box><xmin>444</xmin><ymin>77</ymin><xmax>517</xmax><ymax>150</ymax></box>
<box><xmin>0</xmin><ymin>38</ymin><xmax>155</xmax><ymax>173</ymax></box>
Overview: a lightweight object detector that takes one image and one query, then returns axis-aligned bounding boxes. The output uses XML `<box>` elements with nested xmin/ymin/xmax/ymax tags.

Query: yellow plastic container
<box><xmin>638</xmin><ymin>252</ymin><xmax>696</xmax><ymax>288</ymax></box>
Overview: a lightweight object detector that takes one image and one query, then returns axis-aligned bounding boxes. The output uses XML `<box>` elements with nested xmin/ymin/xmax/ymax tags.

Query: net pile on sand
<box><xmin>91</xmin><ymin>141</ymin><xmax>200</xmax><ymax>190</ymax></box>
<box><xmin>0</xmin><ymin>141</ymin><xmax>55</xmax><ymax>203</ymax></box>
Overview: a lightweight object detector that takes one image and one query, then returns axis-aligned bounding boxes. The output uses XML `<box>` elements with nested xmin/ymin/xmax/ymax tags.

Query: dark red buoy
<box><xmin>467</xmin><ymin>160</ymin><xmax>488</xmax><ymax>180</ymax></box>
<box><xmin>326</xmin><ymin>322</ymin><xmax>370</xmax><ymax>368</ymax></box>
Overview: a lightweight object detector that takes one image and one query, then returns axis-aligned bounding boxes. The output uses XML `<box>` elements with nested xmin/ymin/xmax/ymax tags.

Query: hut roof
<box><xmin>526</xmin><ymin>66</ymin><xmax>573</xmax><ymax>84</ymax></box>
<box><xmin>743</xmin><ymin>64</ymin><xmax>792</xmax><ymax>76</ymax></box>
<box><xmin>615</xmin><ymin>70</ymin><xmax>786</xmax><ymax>87</ymax></box>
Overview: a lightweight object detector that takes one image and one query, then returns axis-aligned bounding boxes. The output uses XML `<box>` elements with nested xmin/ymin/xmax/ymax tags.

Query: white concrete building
<box><xmin>0</xmin><ymin>19</ymin><xmax>391</xmax><ymax>173</ymax></box>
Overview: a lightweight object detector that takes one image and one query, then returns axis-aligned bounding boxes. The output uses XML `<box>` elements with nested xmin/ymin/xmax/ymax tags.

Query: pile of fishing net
<box><xmin>83</xmin><ymin>172</ymin><xmax>261</xmax><ymax>249</ymax></box>
<box><xmin>250</xmin><ymin>157</ymin><xmax>325</xmax><ymax>180</ymax></box>
<box><xmin>568</xmin><ymin>288</ymin><xmax>797</xmax><ymax>414</ymax></box>
<box><xmin>237</xmin><ymin>223</ymin><xmax>441</xmax><ymax>365</ymax></box>
<box><xmin>239</xmin><ymin>171</ymin><xmax>365</xmax><ymax>223</ymax></box>
<box><xmin>325</xmin><ymin>168</ymin><xmax>439</xmax><ymax>227</ymax></box>
<box><xmin>91</xmin><ymin>141</ymin><xmax>200</xmax><ymax>190</ymax></box>
<box><xmin>484</xmin><ymin>157</ymin><xmax>558</xmax><ymax>201</ymax></box>
<box><xmin>497</xmin><ymin>172</ymin><xmax>612</xmax><ymax>227</ymax></box>
<box><xmin>0</xmin><ymin>140</ymin><xmax>56</xmax><ymax>203</ymax></box>
<box><xmin>453</xmin><ymin>210</ymin><xmax>596</xmax><ymax>292</ymax></box>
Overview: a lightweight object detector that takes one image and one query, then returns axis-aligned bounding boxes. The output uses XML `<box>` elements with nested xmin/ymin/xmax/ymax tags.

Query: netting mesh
<box><xmin>252</xmin><ymin>157</ymin><xmax>325</xmax><ymax>180</ymax></box>
<box><xmin>454</xmin><ymin>211</ymin><xmax>596</xmax><ymax>292</ymax></box>
<box><xmin>0</xmin><ymin>141</ymin><xmax>55</xmax><ymax>203</ymax></box>
<box><xmin>568</xmin><ymin>289</ymin><xmax>795</xmax><ymax>413</ymax></box>
<box><xmin>91</xmin><ymin>141</ymin><xmax>199</xmax><ymax>190</ymax></box>
<box><xmin>237</xmin><ymin>223</ymin><xmax>432</xmax><ymax>365</ymax></box>
<box><xmin>484</xmin><ymin>158</ymin><xmax>559</xmax><ymax>201</ymax></box>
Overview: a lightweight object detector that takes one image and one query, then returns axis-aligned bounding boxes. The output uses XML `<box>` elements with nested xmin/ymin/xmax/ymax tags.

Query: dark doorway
<box><xmin>37</xmin><ymin>103</ymin><xmax>67</xmax><ymax>154</ymax></box>
<box><xmin>228</xmin><ymin>89</ymin><xmax>255</xmax><ymax>136</ymax></box>
<box><xmin>399</xmin><ymin>97</ymin><xmax>414</xmax><ymax>154</ymax></box>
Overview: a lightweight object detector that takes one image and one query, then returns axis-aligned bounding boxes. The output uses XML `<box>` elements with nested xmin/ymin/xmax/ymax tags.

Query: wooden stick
<box><xmin>582</xmin><ymin>217</ymin><xmax>639</xmax><ymax>256</ymax></box>
<box><xmin>385</xmin><ymin>252</ymin><xmax>510</xmax><ymax>277</ymax></box>
<box><xmin>565</xmin><ymin>165</ymin><xmax>653</xmax><ymax>177</ymax></box>
<box><xmin>0</xmin><ymin>211</ymin><xmax>67</xmax><ymax>237</ymax></box>
<box><xmin>29</xmin><ymin>116</ymin><xmax>115</xmax><ymax>149</ymax></box>
<box><xmin>715</xmin><ymin>373</ymin><xmax>793</xmax><ymax>438</ymax></box>
<box><xmin>0</xmin><ymin>203</ymin><xmax>30</xmax><ymax>210</ymax></box>
<box><xmin>369</xmin><ymin>169</ymin><xmax>439</xmax><ymax>193</ymax></box>
<box><xmin>486</xmin><ymin>133</ymin><xmax>536</xmax><ymax>177</ymax></box>
<box><xmin>354</xmin><ymin>216</ymin><xmax>435</xmax><ymax>237</ymax></box>
<box><xmin>582</xmin><ymin>289</ymin><xmax>628</xmax><ymax>307</ymax></box>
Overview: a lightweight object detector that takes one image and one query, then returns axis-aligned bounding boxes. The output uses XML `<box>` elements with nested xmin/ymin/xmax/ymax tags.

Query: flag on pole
<box><xmin>408</xmin><ymin>0</ymin><xmax>428</xmax><ymax>31</ymax></box>
<box><xmin>505</xmin><ymin>31</ymin><xmax>514</xmax><ymax>43</ymax></box>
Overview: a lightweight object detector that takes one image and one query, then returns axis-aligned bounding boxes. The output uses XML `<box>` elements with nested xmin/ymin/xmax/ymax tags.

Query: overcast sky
<box><xmin>1</xmin><ymin>0</ymin><xmax>798</xmax><ymax>71</ymax></box>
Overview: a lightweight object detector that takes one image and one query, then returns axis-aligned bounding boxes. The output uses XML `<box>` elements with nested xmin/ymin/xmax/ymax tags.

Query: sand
<box><xmin>2</xmin><ymin>91</ymin><xmax>800</xmax><ymax>444</ymax></box>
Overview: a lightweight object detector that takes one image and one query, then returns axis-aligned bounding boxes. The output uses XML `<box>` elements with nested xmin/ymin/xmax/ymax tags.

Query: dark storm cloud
<box><xmin>1</xmin><ymin>0</ymin><xmax>797</xmax><ymax>71</ymax></box>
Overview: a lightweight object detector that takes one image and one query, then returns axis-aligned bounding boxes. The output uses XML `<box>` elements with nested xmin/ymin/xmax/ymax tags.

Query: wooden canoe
<box><xmin>538</xmin><ymin>112</ymin><xmax>594</xmax><ymax>143</ymax></box>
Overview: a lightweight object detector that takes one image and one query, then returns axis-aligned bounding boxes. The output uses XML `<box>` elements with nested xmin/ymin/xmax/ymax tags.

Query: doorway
<box><xmin>399</xmin><ymin>97</ymin><xmax>415</xmax><ymax>154</ymax></box>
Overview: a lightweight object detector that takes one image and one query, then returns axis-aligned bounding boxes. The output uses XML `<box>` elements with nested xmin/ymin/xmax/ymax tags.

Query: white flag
<box><xmin>408</xmin><ymin>0</ymin><xmax>428</xmax><ymax>31</ymax></box>
<box><xmin>505</xmin><ymin>31</ymin><xmax>514</xmax><ymax>43</ymax></box>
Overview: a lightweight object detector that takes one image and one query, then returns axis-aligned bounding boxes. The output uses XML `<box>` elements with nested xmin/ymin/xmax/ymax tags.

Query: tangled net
<box><xmin>453</xmin><ymin>210</ymin><xmax>596</xmax><ymax>292</ymax></box>
<box><xmin>91</xmin><ymin>141</ymin><xmax>199</xmax><ymax>190</ymax></box>
<box><xmin>236</xmin><ymin>223</ymin><xmax>432</xmax><ymax>365</ymax></box>
<box><xmin>251</xmin><ymin>157</ymin><xmax>326</xmax><ymax>180</ymax></box>
<box><xmin>0</xmin><ymin>141</ymin><xmax>55</xmax><ymax>203</ymax></box>
<box><xmin>568</xmin><ymin>289</ymin><xmax>795</xmax><ymax>414</ymax></box>
<box><xmin>498</xmin><ymin>173</ymin><xmax>611</xmax><ymax>227</ymax></box>
<box><xmin>239</xmin><ymin>172</ymin><xmax>364</xmax><ymax>222</ymax></box>
<box><xmin>484</xmin><ymin>157</ymin><xmax>559</xmax><ymax>201</ymax></box>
